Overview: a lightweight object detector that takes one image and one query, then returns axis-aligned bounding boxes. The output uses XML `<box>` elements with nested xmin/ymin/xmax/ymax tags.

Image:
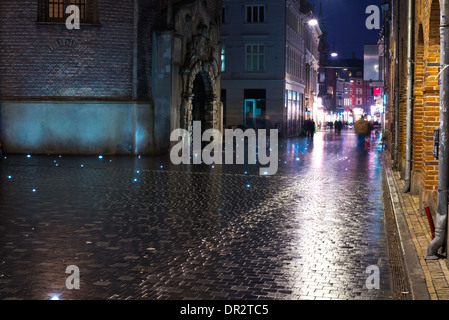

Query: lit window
<box><xmin>48</xmin><ymin>0</ymin><xmax>64</xmax><ymax>19</ymax></box>
<box><xmin>39</xmin><ymin>0</ymin><xmax>97</xmax><ymax>24</ymax></box>
<box><xmin>70</xmin><ymin>0</ymin><xmax>87</xmax><ymax>21</ymax></box>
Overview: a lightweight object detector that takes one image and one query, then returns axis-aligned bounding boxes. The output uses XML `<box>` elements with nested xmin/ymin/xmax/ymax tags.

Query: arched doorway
<box><xmin>186</xmin><ymin>67</ymin><xmax>217</xmax><ymax>135</ymax></box>
<box><xmin>192</xmin><ymin>70</ymin><xmax>213</xmax><ymax>129</ymax></box>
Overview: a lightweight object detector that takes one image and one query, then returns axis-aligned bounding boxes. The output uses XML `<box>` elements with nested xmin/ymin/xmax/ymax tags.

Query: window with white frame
<box><xmin>246</xmin><ymin>5</ymin><xmax>265</xmax><ymax>23</ymax></box>
<box><xmin>245</xmin><ymin>44</ymin><xmax>265</xmax><ymax>72</ymax></box>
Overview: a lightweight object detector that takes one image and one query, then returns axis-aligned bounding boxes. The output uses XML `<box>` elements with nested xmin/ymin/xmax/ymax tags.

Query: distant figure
<box><xmin>305</xmin><ymin>118</ymin><xmax>315</xmax><ymax>138</ymax></box>
<box><xmin>335</xmin><ymin>120</ymin><xmax>343</xmax><ymax>134</ymax></box>
<box><xmin>354</xmin><ymin>117</ymin><xmax>371</xmax><ymax>150</ymax></box>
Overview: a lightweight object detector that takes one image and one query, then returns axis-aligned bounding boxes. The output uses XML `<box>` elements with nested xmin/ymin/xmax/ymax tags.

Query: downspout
<box><xmin>426</xmin><ymin>0</ymin><xmax>449</xmax><ymax>260</ymax></box>
<box><xmin>393</xmin><ymin>0</ymin><xmax>400</xmax><ymax>169</ymax></box>
<box><xmin>167</xmin><ymin>0</ymin><xmax>173</xmax><ymax>28</ymax></box>
<box><xmin>403</xmin><ymin>0</ymin><xmax>414</xmax><ymax>193</ymax></box>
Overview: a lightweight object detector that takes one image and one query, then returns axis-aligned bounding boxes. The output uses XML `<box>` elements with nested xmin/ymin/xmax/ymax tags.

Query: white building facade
<box><xmin>221</xmin><ymin>0</ymin><xmax>321</xmax><ymax>137</ymax></box>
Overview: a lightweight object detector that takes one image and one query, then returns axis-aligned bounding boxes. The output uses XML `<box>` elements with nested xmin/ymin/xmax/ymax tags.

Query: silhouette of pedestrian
<box><xmin>354</xmin><ymin>116</ymin><xmax>370</xmax><ymax>151</ymax></box>
<box><xmin>336</xmin><ymin>120</ymin><xmax>342</xmax><ymax>134</ymax></box>
<box><xmin>305</xmin><ymin>118</ymin><xmax>315</xmax><ymax>138</ymax></box>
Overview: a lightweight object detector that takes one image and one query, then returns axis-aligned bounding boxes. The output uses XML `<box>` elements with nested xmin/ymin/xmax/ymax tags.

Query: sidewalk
<box><xmin>384</xmin><ymin>153</ymin><xmax>449</xmax><ymax>300</ymax></box>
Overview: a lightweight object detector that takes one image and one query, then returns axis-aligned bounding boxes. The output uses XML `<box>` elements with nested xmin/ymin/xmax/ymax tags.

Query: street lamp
<box><xmin>308</xmin><ymin>18</ymin><xmax>318</xmax><ymax>26</ymax></box>
<box><xmin>331</xmin><ymin>43</ymin><xmax>338</xmax><ymax>57</ymax></box>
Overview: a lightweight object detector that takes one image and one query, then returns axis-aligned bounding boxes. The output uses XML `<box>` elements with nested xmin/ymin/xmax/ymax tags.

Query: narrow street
<box><xmin>0</xmin><ymin>129</ymin><xmax>396</xmax><ymax>300</ymax></box>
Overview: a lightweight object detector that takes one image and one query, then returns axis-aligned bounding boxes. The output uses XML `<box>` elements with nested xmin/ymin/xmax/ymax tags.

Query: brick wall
<box><xmin>391</xmin><ymin>0</ymin><xmax>409</xmax><ymax>176</ymax></box>
<box><xmin>412</xmin><ymin>23</ymin><xmax>425</xmax><ymax>194</ymax></box>
<box><xmin>421</xmin><ymin>0</ymin><xmax>440</xmax><ymax>198</ymax></box>
<box><xmin>0</xmin><ymin>0</ymin><xmax>156</xmax><ymax>99</ymax></box>
<box><xmin>0</xmin><ymin>0</ymin><xmax>222</xmax><ymax>155</ymax></box>
<box><xmin>388</xmin><ymin>0</ymin><xmax>442</xmax><ymax>213</ymax></box>
<box><xmin>398</xmin><ymin>35</ymin><xmax>407</xmax><ymax>175</ymax></box>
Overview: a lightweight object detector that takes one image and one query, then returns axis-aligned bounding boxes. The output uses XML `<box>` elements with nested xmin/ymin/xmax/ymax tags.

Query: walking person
<box><xmin>354</xmin><ymin>116</ymin><xmax>370</xmax><ymax>151</ymax></box>
<box><xmin>305</xmin><ymin>118</ymin><xmax>315</xmax><ymax>138</ymax></box>
<box><xmin>309</xmin><ymin>119</ymin><xmax>315</xmax><ymax>138</ymax></box>
<box><xmin>336</xmin><ymin>120</ymin><xmax>342</xmax><ymax>134</ymax></box>
<box><xmin>303</xmin><ymin>119</ymin><xmax>309</xmax><ymax>137</ymax></box>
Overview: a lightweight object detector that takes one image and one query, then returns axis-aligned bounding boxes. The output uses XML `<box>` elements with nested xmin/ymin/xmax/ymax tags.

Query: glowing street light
<box><xmin>308</xmin><ymin>18</ymin><xmax>318</xmax><ymax>26</ymax></box>
<box><xmin>330</xmin><ymin>42</ymin><xmax>338</xmax><ymax>57</ymax></box>
<box><xmin>328</xmin><ymin>41</ymin><xmax>338</xmax><ymax>57</ymax></box>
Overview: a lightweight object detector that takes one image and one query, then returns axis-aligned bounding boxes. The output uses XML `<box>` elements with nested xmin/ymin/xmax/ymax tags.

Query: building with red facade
<box><xmin>317</xmin><ymin>54</ymin><xmax>376</xmax><ymax>126</ymax></box>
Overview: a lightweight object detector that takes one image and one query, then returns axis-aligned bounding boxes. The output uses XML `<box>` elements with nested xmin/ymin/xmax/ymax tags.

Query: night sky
<box><xmin>309</xmin><ymin>0</ymin><xmax>385</xmax><ymax>59</ymax></box>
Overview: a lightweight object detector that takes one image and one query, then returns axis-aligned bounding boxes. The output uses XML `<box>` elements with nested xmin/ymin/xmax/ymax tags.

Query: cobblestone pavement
<box><xmin>0</xmin><ymin>130</ymin><xmax>393</xmax><ymax>300</ymax></box>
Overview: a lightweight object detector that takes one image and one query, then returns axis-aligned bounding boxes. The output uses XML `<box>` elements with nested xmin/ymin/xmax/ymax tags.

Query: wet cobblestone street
<box><xmin>0</xmin><ymin>130</ymin><xmax>393</xmax><ymax>300</ymax></box>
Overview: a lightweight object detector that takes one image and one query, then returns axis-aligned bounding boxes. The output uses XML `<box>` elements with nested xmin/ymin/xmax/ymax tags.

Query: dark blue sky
<box><xmin>309</xmin><ymin>0</ymin><xmax>384</xmax><ymax>59</ymax></box>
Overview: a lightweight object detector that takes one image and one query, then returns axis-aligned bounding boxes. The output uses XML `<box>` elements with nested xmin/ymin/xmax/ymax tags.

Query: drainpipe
<box><xmin>403</xmin><ymin>0</ymin><xmax>414</xmax><ymax>193</ymax></box>
<box><xmin>167</xmin><ymin>0</ymin><xmax>173</xmax><ymax>28</ymax></box>
<box><xmin>393</xmin><ymin>0</ymin><xmax>400</xmax><ymax>169</ymax></box>
<box><xmin>426</xmin><ymin>0</ymin><xmax>449</xmax><ymax>260</ymax></box>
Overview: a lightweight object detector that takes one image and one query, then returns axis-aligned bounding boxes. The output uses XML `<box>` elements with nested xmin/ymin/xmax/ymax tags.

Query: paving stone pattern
<box><xmin>0</xmin><ymin>131</ymin><xmax>393</xmax><ymax>300</ymax></box>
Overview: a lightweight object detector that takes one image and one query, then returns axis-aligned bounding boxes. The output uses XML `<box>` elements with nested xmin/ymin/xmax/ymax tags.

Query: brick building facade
<box><xmin>384</xmin><ymin>0</ymin><xmax>441</xmax><ymax>214</ymax></box>
<box><xmin>0</xmin><ymin>0</ymin><xmax>222</xmax><ymax>155</ymax></box>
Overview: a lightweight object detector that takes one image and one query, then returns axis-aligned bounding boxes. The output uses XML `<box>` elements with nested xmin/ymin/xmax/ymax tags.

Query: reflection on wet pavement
<box><xmin>0</xmin><ymin>130</ymin><xmax>392</xmax><ymax>300</ymax></box>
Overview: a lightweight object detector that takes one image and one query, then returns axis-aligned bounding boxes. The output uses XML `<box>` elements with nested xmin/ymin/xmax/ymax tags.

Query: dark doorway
<box><xmin>192</xmin><ymin>71</ymin><xmax>213</xmax><ymax>130</ymax></box>
<box><xmin>191</xmin><ymin>70</ymin><xmax>214</xmax><ymax>151</ymax></box>
<box><xmin>193</xmin><ymin>73</ymin><xmax>207</xmax><ymax>124</ymax></box>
